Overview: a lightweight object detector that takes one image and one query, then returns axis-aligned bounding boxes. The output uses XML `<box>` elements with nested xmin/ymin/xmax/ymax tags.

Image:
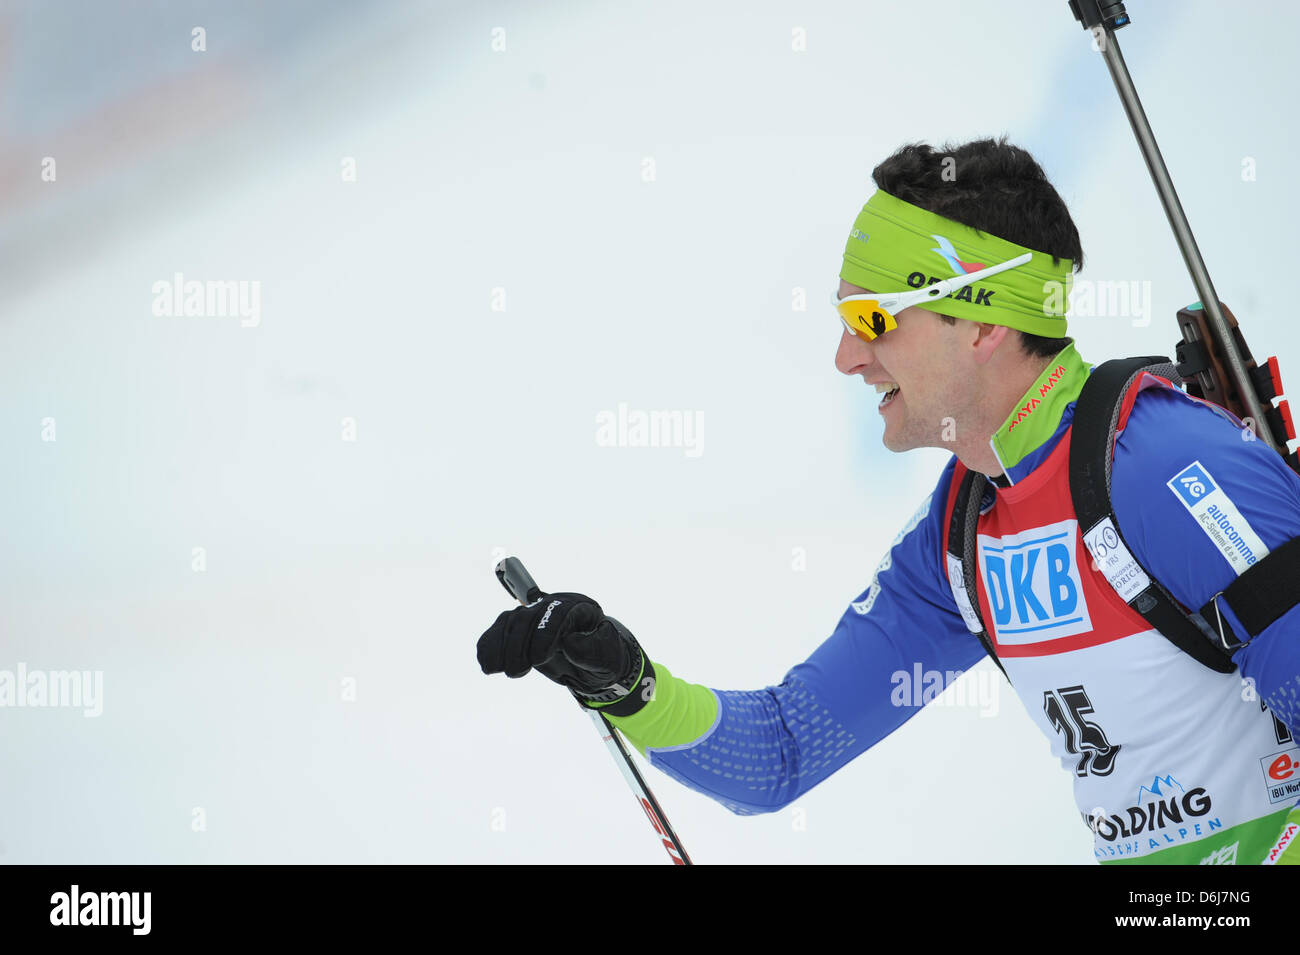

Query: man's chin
<box><xmin>881</xmin><ymin>433</ymin><xmax>910</xmax><ymax>453</ymax></box>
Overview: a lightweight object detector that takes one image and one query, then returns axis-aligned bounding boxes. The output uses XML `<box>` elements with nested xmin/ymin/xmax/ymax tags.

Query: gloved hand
<box><xmin>476</xmin><ymin>592</ymin><xmax>655</xmax><ymax>714</ymax></box>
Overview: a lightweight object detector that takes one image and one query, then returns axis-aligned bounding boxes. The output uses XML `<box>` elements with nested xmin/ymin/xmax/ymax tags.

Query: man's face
<box><xmin>835</xmin><ymin>279</ymin><xmax>968</xmax><ymax>453</ymax></box>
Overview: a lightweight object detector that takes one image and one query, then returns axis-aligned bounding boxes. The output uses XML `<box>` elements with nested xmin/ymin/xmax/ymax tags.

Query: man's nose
<box><xmin>835</xmin><ymin>327</ymin><xmax>874</xmax><ymax>376</ymax></box>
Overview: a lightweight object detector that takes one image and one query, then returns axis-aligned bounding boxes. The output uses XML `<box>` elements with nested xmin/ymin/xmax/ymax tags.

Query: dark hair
<box><xmin>871</xmin><ymin>136</ymin><xmax>1080</xmax><ymax>359</ymax></box>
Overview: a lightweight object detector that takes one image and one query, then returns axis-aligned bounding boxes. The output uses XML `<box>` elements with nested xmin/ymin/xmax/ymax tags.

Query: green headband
<box><xmin>840</xmin><ymin>190</ymin><xmax>1074</xmax><ymax>337</ymax></box>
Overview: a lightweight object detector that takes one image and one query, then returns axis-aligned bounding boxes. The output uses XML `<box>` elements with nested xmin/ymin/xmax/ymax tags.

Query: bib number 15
<box><xmin>1044</xmin><ymin>685</ymin><xmax>1121</xmax><ymax>777</ymax></box>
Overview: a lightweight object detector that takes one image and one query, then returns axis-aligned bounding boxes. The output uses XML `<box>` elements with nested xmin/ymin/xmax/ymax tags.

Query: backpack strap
<box><xmin>1069</xmin><ymin>356</ymin><xmax>1239</xmax><ymax>672</ymax></box>
<box><xmin>945</xmin><ymin>465</ymin><xmax>1010</xmax><ymax>683</ymax></box>
<box><xmin>1214</xmin><ymin>535</ymin><xmax>1300</xmax><ymax>638</ymax></box>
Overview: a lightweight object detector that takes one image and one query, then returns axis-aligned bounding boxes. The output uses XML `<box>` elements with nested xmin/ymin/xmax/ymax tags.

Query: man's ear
<box><xmin>971</xmin><ymin>322</ymin><xmax>1011</xmax><ymax>366</ymax></box>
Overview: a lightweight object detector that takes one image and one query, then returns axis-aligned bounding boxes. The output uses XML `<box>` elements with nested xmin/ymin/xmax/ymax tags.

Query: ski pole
<box><xmin>494</xmin><ymin>556</ymin><xmax>692</xmax><ymax>865</ymax></box>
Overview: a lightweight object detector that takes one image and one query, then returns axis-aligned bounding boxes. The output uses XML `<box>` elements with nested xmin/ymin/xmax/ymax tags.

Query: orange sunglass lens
<box><xmin>839</xmin><ymin>302</ymin><xmax>897</xmax><ymax>340</ymax></box>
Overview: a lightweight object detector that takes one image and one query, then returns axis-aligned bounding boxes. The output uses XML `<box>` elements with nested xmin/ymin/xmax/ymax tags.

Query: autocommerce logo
<box><xmin>1166</xmin><ymin>460</ymin><xmax>1266</xmax><ymax>574</ymax></box>
<box><xmin>1169</xmin><ymin>462</ymin><xmax>1216</xmax><ymax>506</ymax></box>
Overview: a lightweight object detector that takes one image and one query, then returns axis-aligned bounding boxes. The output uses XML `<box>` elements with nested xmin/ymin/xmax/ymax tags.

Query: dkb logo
<box><xmin>977</xmin><ymin>519</ymin><xmax>1093</xmax><ymax>645</ymax></box>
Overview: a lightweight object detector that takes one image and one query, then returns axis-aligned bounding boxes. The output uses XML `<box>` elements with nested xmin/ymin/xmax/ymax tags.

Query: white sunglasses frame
<box><xmin>833</xmin><ymin>251</ymin><xmax>1034</xmax><ymax>338</ymax></box>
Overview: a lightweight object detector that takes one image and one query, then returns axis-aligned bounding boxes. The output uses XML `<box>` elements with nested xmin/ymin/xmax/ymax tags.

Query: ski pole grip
<box><xmin>496</xmin><ymin>556</ymin><xmax>542</xmax><ymax>606</ymax></box>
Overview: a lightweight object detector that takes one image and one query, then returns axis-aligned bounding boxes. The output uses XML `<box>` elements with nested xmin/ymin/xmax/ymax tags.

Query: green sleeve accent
<box><xmin>591</xmin><ymin>661</ymin><xmax>718</xmax><ymax>757</ymax></box>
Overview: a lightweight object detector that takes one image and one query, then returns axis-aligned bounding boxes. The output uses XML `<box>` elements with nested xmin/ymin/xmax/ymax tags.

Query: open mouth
<box><xmin>876</xmin><ymin>382</ymin><xmax>900</xmax><ymax>408</ymax></box>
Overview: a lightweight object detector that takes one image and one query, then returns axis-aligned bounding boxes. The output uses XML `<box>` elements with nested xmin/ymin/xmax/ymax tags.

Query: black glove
<box><xmin>477</xmin><ymin>593</ymin><xmax>654</xmax><ymax>715</ymax></box>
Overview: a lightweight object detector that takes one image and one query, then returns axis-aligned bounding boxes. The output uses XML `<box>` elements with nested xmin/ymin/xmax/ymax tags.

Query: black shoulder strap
<box><xmin>1068</xmin><ymin>357</ymin><xmax>1239</xmax><ymax>673</ymax></box>
<box><xmin>1216</xmin><ymin>535</ymin><xmax>1300</xmax><ymax>637</ymax></box>
<box><xmin>947</xmin><ymin>467</ymin><xmax>1009</xmax><ymax>683</ymax></box>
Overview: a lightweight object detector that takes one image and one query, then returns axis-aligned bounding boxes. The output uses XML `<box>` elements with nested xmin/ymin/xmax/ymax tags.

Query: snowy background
<box><xmin>2</xmin><ymin>0</ymin><xmax>1297</xmax><ymax>863</ymax></box>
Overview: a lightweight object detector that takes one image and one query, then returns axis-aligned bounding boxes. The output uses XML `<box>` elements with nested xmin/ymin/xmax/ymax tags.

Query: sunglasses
<box><xmin>832</xmin><ymin>252</ymin><xmax>1033</xmax><ymax>341</ymax></box>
